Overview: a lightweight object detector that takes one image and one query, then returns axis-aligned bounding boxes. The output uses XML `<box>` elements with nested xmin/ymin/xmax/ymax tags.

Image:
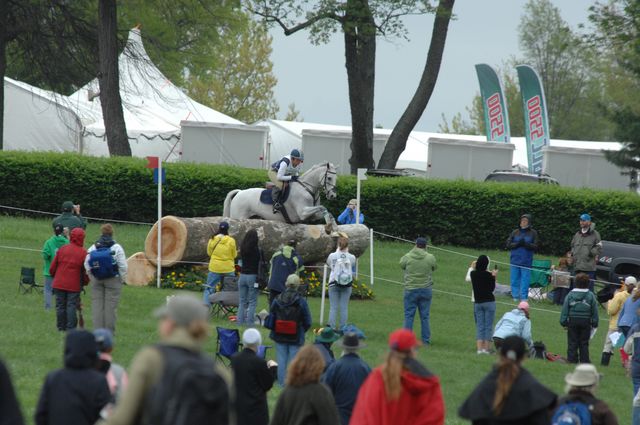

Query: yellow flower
<box><xmin>171</xmin><ymin>272</ymin><xmax>176</xmax><ymax>276</ymax></box>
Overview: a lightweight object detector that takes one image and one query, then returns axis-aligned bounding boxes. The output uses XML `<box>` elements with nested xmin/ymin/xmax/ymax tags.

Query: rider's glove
<box><xmin>290</xmin><ymin>175</ymin><xmax>299</xmax><ymax>182</ymax></box>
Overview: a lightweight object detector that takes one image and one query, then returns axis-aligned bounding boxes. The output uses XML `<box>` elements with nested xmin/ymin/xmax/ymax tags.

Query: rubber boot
<box><xmin>272</xmin><ymin>187</ymin><xmax>281</xmax><ymax>213</ymax></box>
<box><xmin>601</xmin><ymin>351</ymin><xmax>612</xmax><ymax>366</ymax></box>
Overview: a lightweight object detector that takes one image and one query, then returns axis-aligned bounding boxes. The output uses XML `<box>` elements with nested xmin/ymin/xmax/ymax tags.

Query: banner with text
<box><xmin>516</xmin><ymin>65</ymin><xmax>550</xmax><ymax>174</ymax></box>
<box><xmin>475</xmin><ymin>64</ymin><xmax>510</xmax><ymax>143</ymax></box>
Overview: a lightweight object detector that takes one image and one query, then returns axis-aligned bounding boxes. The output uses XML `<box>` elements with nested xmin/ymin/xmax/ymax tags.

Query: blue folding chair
<box><xmin>215</xmin><ymin>327</ymin><xmax>240</xmax><ymax>366</ymax></box>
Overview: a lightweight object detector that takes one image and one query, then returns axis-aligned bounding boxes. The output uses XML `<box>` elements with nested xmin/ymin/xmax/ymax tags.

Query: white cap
<box><xmin>242</xmin><ymin>328</ymin><xmax>262</xmax><ymax>346</ymax></box>
<box><xmin>625</xmin><ymin>276</ymin><xmax>638</xmax><ymax>286</ymax></box>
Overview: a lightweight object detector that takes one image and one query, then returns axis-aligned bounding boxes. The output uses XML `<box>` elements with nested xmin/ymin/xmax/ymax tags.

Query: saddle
<box><xmin>259</xmin><ymin>184</ymin><xmax>291</xmax><ymax>205</ymax></box>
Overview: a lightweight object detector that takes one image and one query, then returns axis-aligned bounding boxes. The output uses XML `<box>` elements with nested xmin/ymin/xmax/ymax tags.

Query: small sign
<box><xmin>357</xmin><ymin>168</ymin><xmax>368</xmax><ymax>180</ymax></box>
<box><xmin>146</xmin><ymin>156</ymin><xmax>159</xmax><ymax>169</ymax></box>
<box><xmin>153</xmin><ymin>168</ymin><xmax>166</xmax><ymax>184</ymax></box>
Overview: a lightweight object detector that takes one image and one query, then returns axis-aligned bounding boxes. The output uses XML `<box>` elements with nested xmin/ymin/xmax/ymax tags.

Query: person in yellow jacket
<box><xmin>601</xmin><ymin>276</ymin><xmax>637</xmax><ymax>366</ymax></box>
<box><xmin>203</xmin><ymin>221</ymin><xmax>237</xmax><ymax>306</ymax></box>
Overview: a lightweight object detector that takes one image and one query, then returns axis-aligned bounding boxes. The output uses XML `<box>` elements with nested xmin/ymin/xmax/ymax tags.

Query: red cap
<box><xmin>388</xmin><ymin>329</ymin><xmax>420</xmax><ymax>352</ymax></box>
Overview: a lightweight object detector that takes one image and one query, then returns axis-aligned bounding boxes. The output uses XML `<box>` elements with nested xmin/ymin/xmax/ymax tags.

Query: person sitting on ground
<box><xmin>99</xmin><ymin>295</ymin><xmax>231</xmax><ymax>425</ymax></box>
<box><xmin>322</xmin><ymin>332</ymin><xmax>371</xmax><ymax>425</ymax></box>
<box><xmin>459</xmin><ymin>335</ymin><xmax>557</xmax><ymax>425</ymax></box>
<box><xmin>42</xmin><ymin>224</ymin><xmax>69</xmax><ymax>311</ymax></box>
<box><xmin>350</xmin><ymin>329</ymin><xmax>445</xmax><ymax>425</ymax></box>
<box><xmin>94</xmin><ymin>328</ymin><xmax>128</xmax><ymax>405</ymax></box>
<box><xmin>266</xmin><ymin>274</ymin><xmax>312</xmax><ymax>387</ymax></box>
<box><xmin>85</xmin><ymin>224</ymin><xmax>128</xmax><ymax>333</ymax></box>
<box><xmin>267</xmin><ymin>240</ymin><xmax>304</xmax><ymax>308</ymax></box>
<box><xmin>35</xmin><ymin>330</ymin><xmax>111</xmax><ymax>425</ymax></box>
<box><xmin>337</xmin><ymin>199</ymin><xmax>364</xmax><ymax>224</ymax></box>
<box><xmin>561</xmin><ymin>272</ymin><xmax>599</xmax><ymax>364</ymax></box>
<box><xmin>471</xmin><ymin>255</ymin><xmax>497</xmax><ymax>355</ymax></box>
<box><xmin>203</xmin><ymin>221</ymin><xmax>237</xmax><ymax>307</ymax></box>
<box><xmin>231</xmin><ymin>328</ymin><xmax>277</xmax><ymax>425</ymax></box>
<box><xmin>50</xmin><ymin>228</ymin><xmax>89</xmax><ymax>331</ymax></box>
<box><xmin>493</xmin><ymin>301</ymin><xmax>533</xmax><ymax>350</ymax></box>
<box><xmin>313</xmin><ymin>326</ymin><xmax>340</xmax><ymax>370</ymax></box>
<box><xmin>270</xmin><ymin>345</ymin><xmax>341</xmax><ymax>425</ymax></box>
<box><xmin>553</xmin><ymin>364</ymin><xmax>618</xmax><ymax>425</ymax></box>
<box><xmin>602</xmin><ymin>276</ymin><xmax>637</xmax><ymax>366</ymax></box>
<box><xmin>326</xmin><ymin>237</ymin><xmax>356</xmax><ymax>330</ymax></box>
<box><xmin>52</xmin><ymin>200</ymin><xmax>87</xmax><ymax>231</ymax></box>
<box><xmin>0</xmin><ymin>357</ymin><xmax>25</xmax><ymax>425</ymax></box>
<box><xmin>269</xmin><ymin>149</ymin><xmax>304</xmax><ymax>213</ymax></box>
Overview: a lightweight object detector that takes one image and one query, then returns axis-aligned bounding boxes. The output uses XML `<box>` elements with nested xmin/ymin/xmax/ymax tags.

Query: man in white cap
<box><xmin>601</xmin><ymin>276</ymin><xmax>637</xmax><ymax>366</ymax></box>
<box><xmin>230</xmin><ymin>328</ymin><xmax>277</xmax><ymax>425</ymax></box>
<box><xmin>553</xmin><ymin>364</ymin><xmax>617</xmax><ymax>424</ymax></box>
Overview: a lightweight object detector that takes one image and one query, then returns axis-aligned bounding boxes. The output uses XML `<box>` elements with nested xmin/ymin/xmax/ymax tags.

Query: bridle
<box><xmin>295</xmin><ymin>163</ymin><xmax>336</xmax><ymax>206</ymax></box>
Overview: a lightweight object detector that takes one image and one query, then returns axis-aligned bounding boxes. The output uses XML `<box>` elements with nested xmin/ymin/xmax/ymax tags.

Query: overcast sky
<box><xmin>267</xmin><ymin>0</ymin><xmax>594</xmax><ymax>131</ymax></box>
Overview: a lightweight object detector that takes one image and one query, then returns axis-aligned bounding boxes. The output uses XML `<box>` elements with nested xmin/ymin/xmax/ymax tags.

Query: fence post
<box><xmin>319</xmin><ymin>264</ymin><xmax>328</xmax><ymax>325</ymax></box>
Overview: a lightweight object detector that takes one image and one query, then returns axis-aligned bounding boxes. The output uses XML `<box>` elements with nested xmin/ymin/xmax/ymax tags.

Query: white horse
<box><xmin>223</xmin><ymin>162</ymin><xmax>338</xmax><ymax>223</ymax></box>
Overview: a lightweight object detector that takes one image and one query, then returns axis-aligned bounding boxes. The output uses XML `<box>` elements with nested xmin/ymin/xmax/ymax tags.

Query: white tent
<box><xmin>68</xmin><ymin>28</ymin><xmax>242</xmax><ymax>161</ymax></box>
<box><xmin>3</xmin><ymin>77</ymin><xmax>83</xmax><ymax>153</ymax></box>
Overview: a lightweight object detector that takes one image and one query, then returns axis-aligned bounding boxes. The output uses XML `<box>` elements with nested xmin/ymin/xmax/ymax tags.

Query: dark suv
<box><xmin>596</xmin><ymin>241</ymin><xmax>640</xmax><ymax>284</ymax></box>
<box><xmin>485</xmin><ymin>170</ymin><xmax>559</xmax><ymax>185</ymax></box>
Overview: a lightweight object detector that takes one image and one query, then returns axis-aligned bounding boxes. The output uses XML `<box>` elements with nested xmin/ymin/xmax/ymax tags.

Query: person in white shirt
<box><xmin>326</xmin><ymin>237</ymin><xmax>357</xmax><ymax>329</ymax></box>
<box><xmin>268</xmin><ymin>149</ymin><xmax>304</xmax><ymax>212</ymax></box>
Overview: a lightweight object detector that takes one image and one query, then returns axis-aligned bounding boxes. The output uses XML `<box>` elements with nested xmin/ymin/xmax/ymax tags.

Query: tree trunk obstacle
<box><xmin>126</xmin><ymin>216</ymin><xmax>369</xmax><ymax>286</ymax></box>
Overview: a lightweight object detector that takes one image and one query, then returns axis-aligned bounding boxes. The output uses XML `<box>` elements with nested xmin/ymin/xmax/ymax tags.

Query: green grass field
<box><xmin>0</xmin><ymin>215</ymin><xmax>632</xmax><ymax>424</ymax></box>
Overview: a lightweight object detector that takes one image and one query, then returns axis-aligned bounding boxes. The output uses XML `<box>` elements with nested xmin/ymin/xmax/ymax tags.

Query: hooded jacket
<box><xmin>42</xmin><ymin>234</ymin><xmax>69</xmax><ymax>277</ymax></box>
<box><xmin>267</xmin><ymin>288</ymin><xmax>312</xmax><ymax>345</ymax></box>
<box><xmin>493</xmin><ymin>309</ymin><xmax>532</xmax><ymax>346</ymax></box>
<box><xmin>506</xmin><ymin>215</ymin><xmax>539</xmax><ymax>266</ymax></box>
<box><xmin>50</xmin><ymin>228</ymin><xmax>89</xmax><ymax>292</ymax></box>
<box><xmin>350</xmin><ymin>357</ymin><xmax>445</xmax><ymax>425</ymax></box>
<box><xmin>556</xmin><ymin>390</ymin><xmax>618</xmax><ymax>425</ymax></box>
<box><xmin>458</xmin><ymin>366</ymin><xmax>556</xmax><ymax>425</ymax></box>
<box><xmin>571</xmin><ymin>223</ymin><xmax>602</xmax><ymax>272</ymax></box>
<box><xmin>35</xmin><ymin>330</ymin><xmax>110</xmax><ymax>425</ymax></box>
<box><xmin>400</xmin><ymin>247</ymin><xmax>437</xmax><ymax>290</ymax></box>
<box><xmin>471</xmin><ymin>256</ymin><xmax>496</xmax><ymax>304</ymax></box>
<box><xmin>85</xmin><ymin>235</ymin><xmax>128</xmax><ymax>282</ymax></box>
<box><xmin>207</xmin><ymin>234</ymin><xmax>237</xmax><ymax>273</ymax></box>
<box><xmin>268</xmin><ymin>246</ymin><xmax>304</xmax><ymax>293</ymax></box>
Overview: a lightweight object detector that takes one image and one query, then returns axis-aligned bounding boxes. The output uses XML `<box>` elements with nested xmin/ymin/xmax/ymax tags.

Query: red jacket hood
<box><xmin>70</xmin><ymin>228</ymin><xmax>85</xmax><ymax>247</ymax></box>
<box><xmin>401</xmin><ymin>367</ymin><xmax>441</xmax><ymax>395</ymax></box>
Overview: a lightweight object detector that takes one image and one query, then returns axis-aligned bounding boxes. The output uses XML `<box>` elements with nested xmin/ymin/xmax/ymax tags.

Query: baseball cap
<box><xmin>416</xmin><ymin>237</ymin><xmax>427</xmax><ymax>248</ymax></box>
<box><xmin>242</xmin><ymin>328</ymin><xmax>262</xmax><ymax>346</ymax></box>
<box><xmin>580</xmin><ymin>213</ymin><xmax>591</xmax><ymax>221</ymax></box>
<box><xmin>153</xmin><ymin>295</ymin><xmax>208</xmax><ymax>327</ymax></box>
<box><xmin>625</xmin><ymin>276</ymin><xmax>638</xmax><ymax>286</ymax></box>
<box><xmin>389</xmin><ymin>329</ymin><xmax>420</xmax><ymax>352</ymax></box>
<box><xmin>62</xmin><ymin>201</ymin><xmax>75</xmax><ymax>212</ymax></box>
<box><xmin>517</xmin><ymin>301</ymin><xmax>530</xmax><ymax>312</ymax></box>
<box><xmin>93</xmin><ymin>328</ymin><xmax>114</xmax><ymax>352</ymax></box>
<box><xmin>218</xmin><ymin>221</ymin><xmax>229</xmax><ymax>231</ymax></box>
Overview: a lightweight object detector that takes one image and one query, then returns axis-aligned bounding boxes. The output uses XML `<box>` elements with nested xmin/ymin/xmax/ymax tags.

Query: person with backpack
<box><xmin>505</xmin><ymin>214</ymin><xmax>539</xmax><ymax>302</ymax></box>
<box><xmin>400</xmin><ymin>237</ymin><xmax>437</xmax><ymax>345</ymax></box>
<box><xmin>94</xmin><ymin>328</ymin><xmax>128</xmax><ymax>409</ymax></box>
<box><xmin>493</xmin><ymin>301</ymin><xmax>533</xmax><ymax>350</ymax></box>
<box><xmin>459</xmin><ymin>335</ymin><xmax>557</xmax><ymax>425</ymax></box>
<box><xmin>268</xmin><ymin>240</ymin><xmax>304</xmax><ymax>308</ymax></box>
<box><xmin>50</xmin><ymin>227</ymin><xmax>89</xmax><ymax>331</ymax></box>
<box><xmin>99</xmin><ymin>295</ymin><xmax>231</xmax><ymax>425</ymax></box>
<box><xmin>238</xmin><ymin>229</ymin><xmax>261</xmax><ymax>326</ymax></box>
<box><xmin>561</xmin><ymin>273</ymin><xmax>599</xmax><ymax>364</ymax></box>
<box><xmin>266</xmin><ymin>274</ymin><xmax>312</xmax><ymax>387</ymax></box>
<box><xmin>52</xmin><ymin>201</ymin><xmax>87</xmax><ymax>232</ymax></box>
<box><xmin>203</xmin><ymin>221</ymin><xmax>237</xmax><ymax>307</ymax></box>
<box><xmin>326</xmin><ymin>237</ymin><xmax>357</xmax><ymax>329</ymax></box>
<box><xmin>85</xmin><ymin>224</ymin><xmax>127</xmax><ymax>333</ymax></box>
<box><xmin>553</xmin><ymin>364</ymin><xmax>618</xmax><ymax>425</ymax></box>
<box><xmin>42</xmin><ymin>223</ymin><xmax>69</xmax><ymax>310</ymax></box>
<box><xmin>602</xmin><ymin>276</ymin><xmax>637</xmax><ymax>366</ymax></box>
<box><xmin>35</xmin><ymin>330</ymin><xmax>111</xmax><ymax>425</ymax></box>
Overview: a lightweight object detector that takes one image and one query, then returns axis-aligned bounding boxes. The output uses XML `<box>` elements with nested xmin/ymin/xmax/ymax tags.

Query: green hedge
<box><xmin>2</xmin><ymin>151</ymin><xmax>639</xmax><ymax>254</ymax></box>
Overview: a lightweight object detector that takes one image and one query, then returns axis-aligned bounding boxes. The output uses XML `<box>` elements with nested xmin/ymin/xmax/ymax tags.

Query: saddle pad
<box><xmin>259</xmin><ymin>185</ymin><xmax>291</xmax><ymax>205</ymax></box>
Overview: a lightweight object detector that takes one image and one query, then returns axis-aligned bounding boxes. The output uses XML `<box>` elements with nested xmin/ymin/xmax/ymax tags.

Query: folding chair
<box><xmin>19</xmin><ymin>267</ymin><xmax>42</xmax><ymax>294</ymax></box>
<box><xmin>209</xmin><ymin>276</ymin><xmax>239</xmax><ymax>319</ymax></box>
<box><xmin>529</xmin><ymin>259</ymin><xmax>552</xmax><ymax>301</ymax></box>
<box><xmin>215</xmin><ymin>327</ymin><xmax>240</xmax><ymax>366</ymax></box>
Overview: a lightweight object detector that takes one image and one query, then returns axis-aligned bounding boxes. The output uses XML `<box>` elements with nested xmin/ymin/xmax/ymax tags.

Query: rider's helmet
<box><xmin>290</xmin><ymin>149</ymin><xmax>304</xmax><ymax>162</ymax></box>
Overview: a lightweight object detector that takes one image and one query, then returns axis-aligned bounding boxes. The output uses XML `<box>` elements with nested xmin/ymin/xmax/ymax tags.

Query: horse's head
<box><xmin>300</xmin><ymin>162</ymin><xmax>338</xmax><ymax>200</ymax></box>
<box><xmin>323</xmin><ymin>162</ymin><xmax>338</xmax><ymax>200</ymax></box>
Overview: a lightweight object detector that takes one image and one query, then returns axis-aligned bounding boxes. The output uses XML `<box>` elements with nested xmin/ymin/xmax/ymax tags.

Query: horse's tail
<box><xmin>223</xmin><ymin>189</ymin><xmax>241</xmax><ymax>217</ymax></box>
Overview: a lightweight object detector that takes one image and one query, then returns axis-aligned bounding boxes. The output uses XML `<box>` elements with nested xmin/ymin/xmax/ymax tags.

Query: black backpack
<box><xmin>269</xmin><ymin>296</ymin><xmax>303</xmax><ymax>344</ymax></box>
<box><xmin>142</xmin><ymin>345</ymin><xmax>229</xmax><ymax>425</ymax></box>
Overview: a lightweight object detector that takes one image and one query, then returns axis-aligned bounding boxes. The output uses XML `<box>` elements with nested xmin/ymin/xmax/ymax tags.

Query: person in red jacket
<box><xmin>350</xmin><ymin>328</ymin><xmax>445</xmax><ymax>425</ymax></box>
<box><xmin>50</xmin><ymin>228</ymin><xmax>89</xmax><ymax>331</ymax></box>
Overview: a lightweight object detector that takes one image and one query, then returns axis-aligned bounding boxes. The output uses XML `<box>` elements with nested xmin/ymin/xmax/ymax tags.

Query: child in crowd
<box><xmin>551</xmin><ymin>256</ymin><xmax>572</xmax><ymax>305</ymax></box>
<box><xmin>560</xmin><ymin>273</ymin><xmax>599</xmax><ymax>364</ymax></box>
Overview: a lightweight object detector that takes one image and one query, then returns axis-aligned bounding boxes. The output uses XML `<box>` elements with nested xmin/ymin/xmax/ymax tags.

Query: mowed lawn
<box><xmin>0</xmin><ymin>215</ymin><xmax>632</xmax><ymax>424</ymax></box>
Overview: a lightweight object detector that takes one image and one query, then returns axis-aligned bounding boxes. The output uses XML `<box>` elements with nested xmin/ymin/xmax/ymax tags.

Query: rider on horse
<box><xmin>269</xmin><ymin>149</ymin><xmax>304</xmax><ymax>213</ymax></box>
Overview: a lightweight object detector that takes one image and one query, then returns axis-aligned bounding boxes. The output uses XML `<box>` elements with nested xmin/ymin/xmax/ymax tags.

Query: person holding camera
<box><xmin>337</xmin><ymin>199</ymin><xmax>364</xmax><ymax>224</ymax></box>
<box><xmin>52</xmin><ymin>201</ymin><xmax>87</xmax><ymax>232</ymax></box>
<box><xmin>506</xmin><ymin>214</ymin><xmax>539</xmax><ymax>302</ymax></box>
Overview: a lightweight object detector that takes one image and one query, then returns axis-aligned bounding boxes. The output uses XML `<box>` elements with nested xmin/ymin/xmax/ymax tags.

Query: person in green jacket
<box><xmin>42</xmin><ymin>224</ymin><xmax>69</xmax><ymax>310</ymax></box>
<box><xmin>52</xmin><ymin>201</ymin><xmax>87</xmax><ymax>232</ymax></box>
<box><xmin>560</xmin><ymin>273</ymin><xmax>599</xmax><ymax>364</ymax></box>
<box><xmin>400</xmin><ymin>237</ymin><xmax>437</xmax><ymax>345</ymax></box>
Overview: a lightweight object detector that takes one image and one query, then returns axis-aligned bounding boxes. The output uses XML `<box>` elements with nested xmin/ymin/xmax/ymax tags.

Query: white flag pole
<box><xmin>156</xmin><ymin>160</ymin><xmax>162</xmax><ymax>289</ymax></box>
<box><xmin>370</xmin><ymin>227</ymin><xmax>374</xmax><ymax>286</ymax></box>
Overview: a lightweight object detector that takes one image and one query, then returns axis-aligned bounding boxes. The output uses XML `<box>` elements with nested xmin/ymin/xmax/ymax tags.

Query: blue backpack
<box><xmin>89</xmin><ymin>247</ymin><xmax>118</xmax><ymax>279</ymax></box>
<box><xmin>551</xmin><ymin>401</ymin><xmax>591</xmax><ymax>425</ymax></box>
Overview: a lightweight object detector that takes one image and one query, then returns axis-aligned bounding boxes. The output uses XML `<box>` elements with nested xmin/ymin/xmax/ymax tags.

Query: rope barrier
<box><xmin>0</xmin><ymin>205</ymin><xmax>153</xmax><ymax>226</ymax></box>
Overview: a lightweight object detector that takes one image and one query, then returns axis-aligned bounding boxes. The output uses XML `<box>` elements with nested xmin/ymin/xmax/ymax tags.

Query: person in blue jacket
<box><xmin>493</xmin><ymin>301</ymin><xmax>533</xmax><ymax>349</ymax></box>
<box><xmin>618</xmin><ymin>284</ymin><xmax>640</xmax><ymax>337</ymax></box>
<box><xmin>506</xmin><ymin>214</ymin><xmax>539</xmax><ymax>302</ymax></box>
<box><xmin>337</xmin><ymin>199</ymin><xmax>364</xmax><ymax>224</ymax></box>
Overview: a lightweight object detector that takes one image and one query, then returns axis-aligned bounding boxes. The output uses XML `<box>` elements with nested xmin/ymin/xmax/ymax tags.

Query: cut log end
<box><xmin>144</xmin><ymin>216</ymin><xmax>189</xmax><ymax>267</ymax></box>
<box><xmin>126</xmin><ymin>252</ymin><xmax>156</xmax><ymax>286</ymax></box>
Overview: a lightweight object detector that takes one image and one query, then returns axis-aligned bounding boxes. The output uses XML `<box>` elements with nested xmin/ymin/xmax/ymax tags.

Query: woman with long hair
<box><xmin>350</xmin><ymin>329</ymin><xmax>445</xmax><ymax>425</ymax></box>
<box><xmin>238</xmin><ymin>229</ymin><xmax>261</xmax><ymax>325</ymax></box>
<box><xmin>459</xmin><ymin>335</ymin><xmax>557</xmax><ymax>425</ymax></box>
<box><xmin>269</xmin><ymin>345</ymin><xmax>340</xmax><ymax>425</ymax></box>
<box><xmin>326</xmin><ymin>237</ymin><xmax>356</xmax><ymax>330</ymax></box>
<box><xmin>471</xmin><ymin>255</ymin><xmax>497</xmax><ymax>354</ymax></box>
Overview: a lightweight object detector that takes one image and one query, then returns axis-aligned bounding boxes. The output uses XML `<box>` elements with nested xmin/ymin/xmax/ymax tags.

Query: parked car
<box><xmin>596</xmin><ymin>240</ymin><xmax>640</xmax><ymax>284</ymax></box>
<box><xmin>484</xmin><ymin>170</ymin><xmax>559</xmax><ymax>185</ymax></box>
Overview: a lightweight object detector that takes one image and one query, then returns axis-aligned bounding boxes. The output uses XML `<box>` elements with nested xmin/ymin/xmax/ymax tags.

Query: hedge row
<box><xmin>2</xmin><ymin>151</ymin><xmax>639</xmax><ymax>255</ymax></box>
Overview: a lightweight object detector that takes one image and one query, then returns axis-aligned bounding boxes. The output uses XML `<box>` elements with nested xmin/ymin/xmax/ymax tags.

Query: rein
<box><xmin>295</xmin><ymin>164</ymin><xmax>335</xmax><ymax>206</ymax></box>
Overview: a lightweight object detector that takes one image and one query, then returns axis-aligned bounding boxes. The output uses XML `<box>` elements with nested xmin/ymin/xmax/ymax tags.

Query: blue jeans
<box><xmin>403</xmin><ymin>287</ymin><xmax>432</xmax><ymax>344</ymax></box>
<box><xmin>474</xmin><ymin>301</ymin><xmax>496</xmax><ymax>341</ymax></box>
<box><xmin>633</xmin><ymin>363</ymin><xmax>640</xmax><ymax>397</ymax></box>
<box><xmin>329</xmin><ymin>285</ymin><xmax>352</xmax><ymax>329</ymax></box>
<box><xmin>237</xmin><ymin>274</ymin><xmax>258</xmax><ymax>325</ymax></box>
<box><xmin>633</xmin><ymin>405</ymin><xmax>640</xmax><ymax>425</ymax></box>
<box><xmin>510</xmin><ymin>265</ymin><xmax>531</xmax><ymax>301</ymax></box>
<box><xmin>44</xmin><ymin>276</ymin><xmax>53</xmax><ymax>310</ymax></box>
<box><xmin>203</xmin><ymin>272</ymin><xmax>234</xmax><ymax>306</ymax></box>
<box><xmin>275</xmin><ymin>343</ymin><xmax>301</xmax><ymax>386</ymax></box>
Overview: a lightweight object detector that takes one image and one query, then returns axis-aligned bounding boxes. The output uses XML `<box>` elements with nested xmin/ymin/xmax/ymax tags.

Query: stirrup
<box><xmin>273</xmin><ymin>202</ymin><xmax>281</xmax><ymax>214</ymax></box>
